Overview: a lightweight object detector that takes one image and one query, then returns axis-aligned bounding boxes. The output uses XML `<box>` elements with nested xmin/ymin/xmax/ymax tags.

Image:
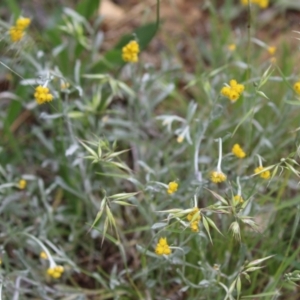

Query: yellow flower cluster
<box><xmin>155</xmin><ymin>237</ymin><xmax>171</xmax><ymax>255</ymax></box>
<box><xmin>18</xmin><ymin>179</ymin><xmax>27</xmax><ymax>189</ymax></box>
<box><xmin>232</xmin><ymin>144</ymin><xmax>246</xmax><ymax>158</ymax></box>
<box><xmin>254</xmin><ymin>166</ymin><xmax>270</xmax><ymax>179</ymax></box>
<box><xmin>221</xmin><ymin>80</ymin><xmax>245</xmax><ymax>102</ymax></box>
<box><xmin>241</xmin><ymin>0</ymin><xmax>269</xmax><ymax>8</ymax></box>
<box><xmin>187</xmin><ymin>208</ymin><xmax>201</xmax><ymax>232</ymax></box>
<box><xmin>122</xmin><ymin>40</ymin><xmax>140</xmax><ymax>63</ymax></box>
<box><xmin>210</xmin><ymin>171</ymin><xmax>227</xmax><ymax>183</ymax></box>
<box><xmin>167</xmin><ymin>181</ymin><xmax>178</xmax><ymax>194</ymax></box>
<box><xmin>233</xmin><ymin>195</ymin><xmax>244</xmax><ymax>206</ymax></box>
<box><xmin>9</xmin><ymin>17</ymin><xmax>31</xmax><ymax>42</ymax></box>
<box><xmin>294</xmin><ymin>81</ymin><xmax>300</xmax><ymax>95</ymax></box>
<box><xmin>34</xmin><ymin>85</ymin><xmax>53</xmax><ymax>105</ymax></box>
<box><xmin>47</xmin><ymin>265</ymin><xmax>64</xmax><ymax>279</ymax></box>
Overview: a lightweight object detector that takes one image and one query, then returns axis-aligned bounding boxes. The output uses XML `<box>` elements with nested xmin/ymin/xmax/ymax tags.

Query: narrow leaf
<box><xmin>202</xmin><ymin>216</ymin><xmax>212</xmax><ymax>244</ymax></box>
<box><xmin>236</xmin><ymin>276</ymin><xmax>241</xmax><ymax>299</ymax></box>
<box><xmin>245</xmin><ymin>255</ymin><xmax>274</xmax><ymax>268</ymax></box>
<box><xmin>109</xmin><ymin>192</ymin><xmax>138</xmax><ymax>200</ymax></box>
<box><xmin>206</xmin><ymin>217</ymin><xmax>223</xmax><ymax>236</ymax></box>
<box><xmin>205</xmin><ymin>188</ymin><xmax>228</xmax><ymax>205</ymax></box>
<box><xmin>111</xmin><ymin>200</ymin><xmax>136</xmax><ymax>207</ymax></box>
<box><xmin>79</xmin><ymin>141</ymin><xmax>98</xmax><ymax>157</ymax></box>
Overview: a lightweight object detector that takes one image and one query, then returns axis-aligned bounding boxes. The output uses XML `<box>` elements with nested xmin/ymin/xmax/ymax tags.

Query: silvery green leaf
<box><xmin>151</xmin><ymin>222</ymin><xmax>168</xmax><ymax>229</ymax></box>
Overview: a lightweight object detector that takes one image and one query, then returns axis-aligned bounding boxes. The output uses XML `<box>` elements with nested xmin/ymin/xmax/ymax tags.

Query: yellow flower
<box><xmin>187</xmin><ymin>207</ymin><xmax>200</xmax><ymax>221</ymax></box>
<box><xmin>122</xmin><ymin>40</ymin><xmax>140</xmax><ymax>63</ymax></box>
<box><xmin>40</xmin><ymin>251</ymin><xmax>48</xmax><ymax>259</ymax></box>
<box><xmin>210</xmin><ymin>171</ymin><xmax>227</xmax><ymax>183</ymax></box>
<box><xmin>267</xmin><ymin>46</ymin><xmax>276</xmax><ymax>55</ymax></box>
<box><xmin>9</xmin><ymin>17</ymin><xmax>31</xmax><ymax>42</ymax></box>
<box><xmin>47</xmin><ymin>265</ymin><xmax>64</xmax><ymax>279</ymax></box>
<box><xmin>233</xmin><ymin>195</ymin><xmax>244</xmax><ymax>206</ymax></box>
<box><xmin>167</xmin><ymin>181</ymin><xmax>178</xmax><ymax>194</ymax></box>
<box><xmin>190</xmin><ymin>221</ymin><xmax>199</xmax><ymax>232</ymax></box>
<box><xmin>155</xmin><ymin>237</ymin><xmax>171</xmax><ymax>255</ymax></box>
<box><xmin>294</xmin><ymin>81</ymin><xmax>300</xmax><ymax>95</ymax></box>
<box><xmin>34</xmin><ymin>85</ymin><xmax>53</xmax><ymax>104</ymax></box>
<box><xmin>230</xmin><ymin>80</ymin><xmax>245</xmax><ymax>94</ymax></box>
<box><xmin>228</xmin><ymin>44</ymin><xmax>236</xmax><ymax>51</ymax></box>
<box><xmin>16</xmin><ymin>17</ymin><xmax>31</xmax><ymax>30</ymax></box>
<box><xmin>229</xmin><ymin>90</ymin><xmax>239</xmax><ymax>102</ymax></box>
<box><xmin>221</xmin><ymin>86</ymin><xmax>231</xmax><ymax>97</ymax></box>
<box><xmin>9</xmin><ymin>26</ymin><xmax>24</xmax><ymax>42</ymax></box>
<box><xmin>241</xmin><ymin>0</ymin><xmax>269</xmax><ymax>8</ymax></box>
<box><xmin>254</xmin><ymin>166</ymin><xmax>271</xmax><ymax>179</ymax></box>
<box><xmin>232</xmin><ymin>144</ymin><xmax>246</xmax><ymax>158</ymax></box>
<box><xmin>257</xmin><ymin>0</ymin><xmax>269</xmax><ymax>8</ymax></box>
<box><xmin>187</xmin><ymin>208</ymin><xmax>201</xmax><ymax>232</ymax></box>
<box><xmin>221</xmin><ymin>79</ymin><xmax>244</xmax><ymax>102</ymax></box>
<box><xmin>18</xmin><ymin>179</ymin><xmax>27</xmax><ymax>189</ymax></box>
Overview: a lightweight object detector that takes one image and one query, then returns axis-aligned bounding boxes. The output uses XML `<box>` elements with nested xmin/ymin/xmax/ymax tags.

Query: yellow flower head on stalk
<box><xmin>232</xmin><ymin>144</ymin><xmax>246</xmax><ymax>158</ymax></box>
<box><xmin>167</xmin><ymin>181</ymin><xmax>178</xmax><ymax>194</ymax></box>
<box><xmin>293</xmin><ymin>81</ymin><xmax>300</xmax><ymax>95</ymax></box>
<box><xmin>40</xmin><ymin>251</ymin><xmax>48</xmax><ymax>259</ymax></box>
<box><xmin>34</xmin><ymin>85</ymin><xmax>53</xmax><ymax>104</ymax></box>
<box><xmin>228</xmin><ymin>44</ymin><xmax>236</xmax><ymax>51</ymax></box>
<box><xmin>210</xmin><ymin>171</ymin><xmax>227</xmax><ymax>183</ymax></box>
<box><xmin>47</xmin><ymin>265</ymin><xmax>64</xmax><ymax>279</ymax></box>
<box><xmin>155</xmin><ymin>237</ymin><xmax>171</xmax><ymax>255</ymax></box>
<box><xmin>221</xmin><ymin>79</ymin><xmax>244</xmax><ymax>102</ymax></box>
<box><xmin>18</xmin><ymin>179</ymin><xmax>27</xmax><ymax>189</ymax></box>
<box><xmin>254</xmin><ymin>166</ymin><xmax>271</xmax><ymax>179</ymax></box>
<box><xmin>9</xmin><ymin>17</ymin><xmax>31</xmax><ymax>42</ymax></box>
<box><xmin>211</xmin><ymin>138</ymin><xmax>227</xmax><ymax>183</ymax></box>
<box><xmin>267</xmin><ymin>46</ymin><xmax>276</xmax><ymax>56</ymax></box>
<box><xmin>187</xmin><ymin>208</ymin><xmax>201</xmax><ymax>232</ymax></box>
<box><xmin>122</xmin><ymin>40</ymin><xmax>140</xmax><ymax>63</ymax></box>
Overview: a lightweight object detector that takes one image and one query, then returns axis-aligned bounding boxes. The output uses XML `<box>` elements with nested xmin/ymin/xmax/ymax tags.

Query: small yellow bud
<box><xmin>18</xmin><ymin>179</ymin><xmax>27</xmax><ymax>189</ymax></box>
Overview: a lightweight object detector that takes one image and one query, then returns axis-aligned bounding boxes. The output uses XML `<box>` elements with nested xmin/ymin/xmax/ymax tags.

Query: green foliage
<box><xmin>1</xmin><ymin>0</ymin><xmax>300</xmax><ymax>299</ymax></box>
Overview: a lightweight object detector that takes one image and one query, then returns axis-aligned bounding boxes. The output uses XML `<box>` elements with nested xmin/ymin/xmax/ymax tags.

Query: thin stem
<box><xmin>237</xmin><ymin>176</ymin><xmax>241</xmax><ymax>196</ymax></box>
<box><xmin>217</xmin><ymin>138</ymin><xmax>223</xmax><ymax>172</ymax></box>
<box><xmin>194</xmin><ymin>121</ymin><xmax>208</xmax><ymax>180</ymax></box>
<box><xmin>193</xmin><ymin>195</ymin><xmax>197</xmax><ymax>208</ymax></box>
<box><xmin>246</xmin><ymin>0</ymin><xmax>252</xmax><ymax>82</ymax></box>
<box><xmin>256</xmin><ymin>154</ymin><xmax>263</xmax><ymax>167</ymax></box>
<box><xmin>21</xmin><ymin>233</ymin><xmax>56</xmax><ymax>268</ymax></box>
